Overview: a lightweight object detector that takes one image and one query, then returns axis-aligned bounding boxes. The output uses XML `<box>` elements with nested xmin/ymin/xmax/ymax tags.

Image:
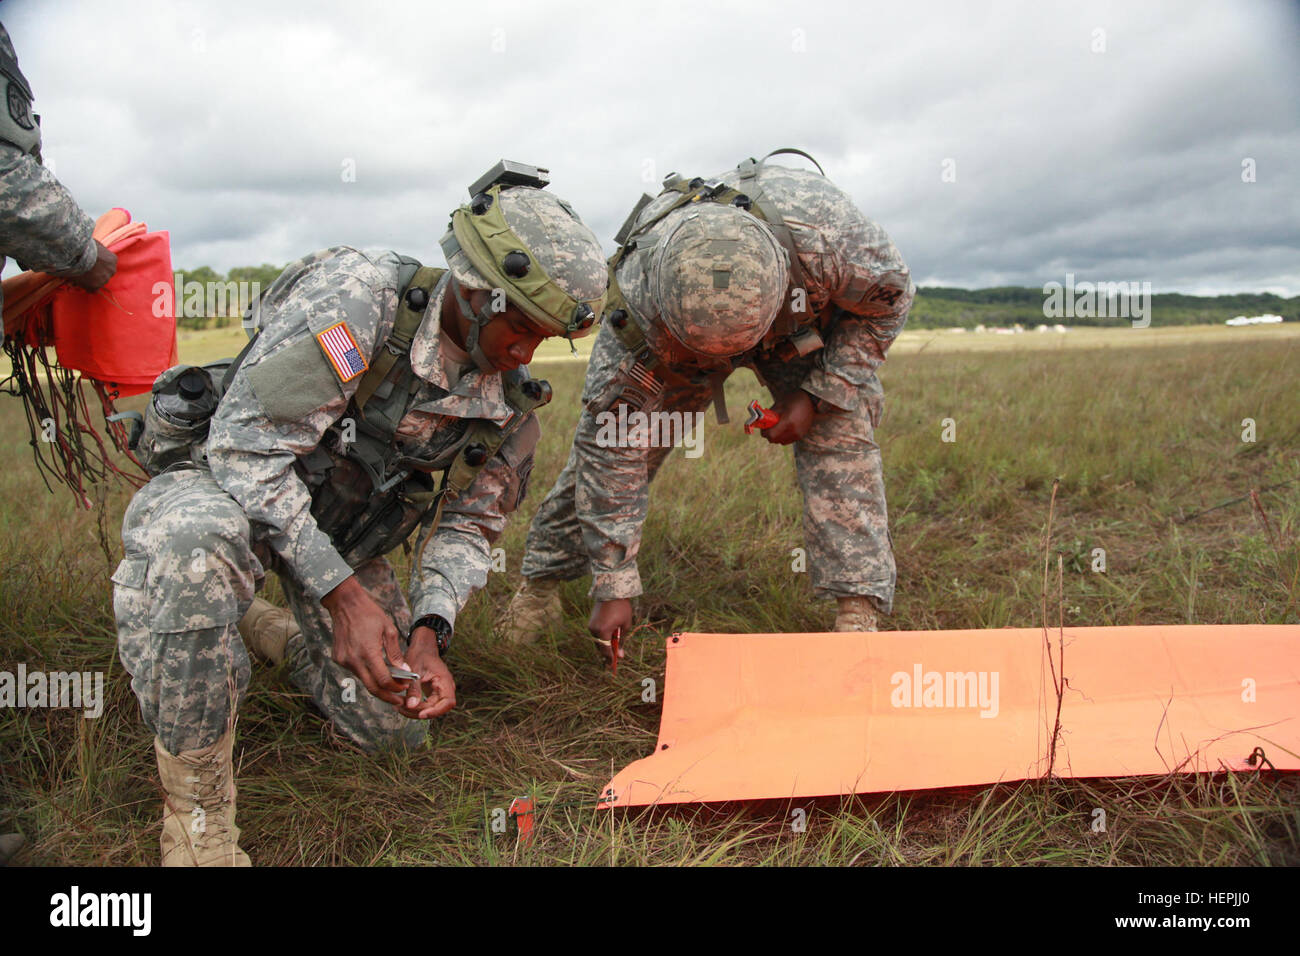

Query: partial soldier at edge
<box><xmin>0</xmin><ymin>17</ymin><xmax>119</xmax><ymax>866</ymax></box>
<box><xmin>0</xmin><ymin>21</ymin><xmax>116</xmax><ymax>341</ymax></box>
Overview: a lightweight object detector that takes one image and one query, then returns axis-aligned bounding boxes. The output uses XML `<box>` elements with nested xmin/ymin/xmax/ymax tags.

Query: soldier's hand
<box><xmin>761</xmin><ymin>389</ymin><xmax>816</xmax><ymax>445</ymax></box>
<box><xmin>67</xmin><ymin>241</ymin><xmax>118</xmax><ymax>293</ymax></box>
<box><xmin>322</xmin><ymin>576</ymin><xmax>409</xmax><ymax>706</ymax></box>
<box><xmin>588</xmin><ymin>599</ymin><xmax>632</xmax><ymax>666</ymax></box>
<box><xmin>400</xmin><ymin>628</ymin><xmax>457</xmax><ymax>719</ymax></box>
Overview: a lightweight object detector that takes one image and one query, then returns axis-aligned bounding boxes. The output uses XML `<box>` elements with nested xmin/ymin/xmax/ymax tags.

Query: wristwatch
<box><xmin>410</xmin><ymin>614</ymin><xmax>451</xmax><ymax>656</ymax></box>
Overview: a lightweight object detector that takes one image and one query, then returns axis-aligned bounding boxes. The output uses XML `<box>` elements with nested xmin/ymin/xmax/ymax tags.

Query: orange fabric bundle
<box><xmin>3</xmin><ymin>208</ymin><xmax>177</xmax><ymax>395</ymax></box>
<box><xmin>3</xmin><ymin>207</ymin><xmax>131</xmax><ymax>336</ymax></box>
<box><xmin>601</xmin><ymin>626</ymin><xmax>1299</xmax><ymax>808</ymax></box>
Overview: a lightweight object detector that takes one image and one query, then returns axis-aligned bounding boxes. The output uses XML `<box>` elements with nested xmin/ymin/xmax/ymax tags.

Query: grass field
<box><xmin>169</xmin><ymin>316</ymin><xmax>1300</xmax><ymax>367</ymax></box>
<box><xmin>0</xmin><ymin>324</ymin><xmax>1297</xmax><ymax>865</ymax></box>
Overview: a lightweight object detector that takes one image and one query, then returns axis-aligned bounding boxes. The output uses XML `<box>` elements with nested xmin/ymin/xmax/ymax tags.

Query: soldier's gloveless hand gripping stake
<box><xmin>744</xmin><ymin>400</ymin><xmax>780</xmax><ymax>434</ymax></box>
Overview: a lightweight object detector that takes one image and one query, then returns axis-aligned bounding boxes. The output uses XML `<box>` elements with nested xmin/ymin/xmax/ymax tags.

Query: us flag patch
<box><xmin>628</xmin><ymin>361</ymin><xmax>663</xmax><ymax>396</ymax></box>
<box><xmin>315</xmin><ymin>321</ymin><xmax>369</xmax><ymax>383</ymax></box>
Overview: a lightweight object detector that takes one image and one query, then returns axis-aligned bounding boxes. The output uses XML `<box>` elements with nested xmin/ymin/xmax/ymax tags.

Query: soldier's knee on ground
<box><xmin>383</xmin><ymin>720</ymin><xmax>428</xmax><ymax>752</ymax></box>
<box><xmin>342</xmin><ymin>713</ymin><xmax>428</xmax><ymax>753</ymax></box>
<box><xmin>296</xmin><ymin>655</ymin><xmax>427</xmax><ymax>753</ymax></box>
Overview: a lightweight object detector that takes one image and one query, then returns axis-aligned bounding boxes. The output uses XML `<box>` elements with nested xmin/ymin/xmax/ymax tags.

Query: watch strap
<box><xmin>410</xmin><ymin>614</ymin><xmax>451</xmax><ymax>655</ymax></box>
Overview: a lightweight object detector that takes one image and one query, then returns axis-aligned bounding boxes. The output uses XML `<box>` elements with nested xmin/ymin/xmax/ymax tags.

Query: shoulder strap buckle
<box><xmin>352</xmin><ymin>263</ymin><xmax>445</xmax><ymax>411</ymax></box>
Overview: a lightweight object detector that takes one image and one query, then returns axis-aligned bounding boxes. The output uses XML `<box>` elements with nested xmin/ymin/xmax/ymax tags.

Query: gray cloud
<box><xmin>7</xmin><ymin>0</ymin><xmax>1297</xmax><ymax>294</ymax></box>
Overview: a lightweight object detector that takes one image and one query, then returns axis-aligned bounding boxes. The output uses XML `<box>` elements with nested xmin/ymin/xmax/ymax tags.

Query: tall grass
<box><xmin>0</xmin><ymin>330</ymin><xmax>1295</xmax><ymax>865</ymax></box>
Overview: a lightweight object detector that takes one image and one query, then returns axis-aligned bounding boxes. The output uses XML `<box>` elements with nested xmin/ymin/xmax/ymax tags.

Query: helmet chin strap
<box><xmin>451</xmin><ymin>279</ymin><xmax>502</xmax><ymax>373</ymax></box>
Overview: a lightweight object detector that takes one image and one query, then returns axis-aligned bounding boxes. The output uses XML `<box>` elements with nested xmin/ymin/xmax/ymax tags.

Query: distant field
<box><xmin>1</xmin><ymin>324</ymin><xmax>1296</xmax><ymax>866</ymax></box>
<box><xmin>169</xmin><ymin>318</ymin><xmax>1300</xmax><ymax>367</ymax></box>
<box><xmin>6</xmin><ymin>321</ymin><xmax>1297</xmax><ymax>381</ymax></box>
<box><xmin>887</xmin><ymin>321</ymin><xmax>1300</xmax><ymax>354</ymax></box>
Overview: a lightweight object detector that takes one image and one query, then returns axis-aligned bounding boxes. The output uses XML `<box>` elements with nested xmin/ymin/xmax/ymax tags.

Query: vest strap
<box><xmin>354</xmin><ymin>264</ymin><xmax>443</xmax><ymax>410</ymax></box>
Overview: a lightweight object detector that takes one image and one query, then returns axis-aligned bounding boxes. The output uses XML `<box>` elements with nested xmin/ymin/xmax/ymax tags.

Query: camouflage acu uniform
<box><xmin>114</xmin><ymin>247</ymin><xmax>539</xmax><ymax>754</ymax></box>
<box><xmin>0</xmin><ymin>22</ymin><xmax>98</xmax><ymax>339</ymax></box>
<box><xmin>522</xmin><ymin>164</ymin><xmax>914</xmax><ymax>613</ymax></box>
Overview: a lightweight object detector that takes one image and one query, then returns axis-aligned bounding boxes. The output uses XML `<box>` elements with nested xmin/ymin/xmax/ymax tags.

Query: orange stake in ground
<box><xmin>600</xmin><ymin>626</ymin><xmax>1299</xmax><ymax>808</ymax></box>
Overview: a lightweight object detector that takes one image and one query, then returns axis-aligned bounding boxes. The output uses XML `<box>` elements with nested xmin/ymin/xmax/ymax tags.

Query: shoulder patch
<box><xmin>6</xmin><ymin>80</ymin><xmax>34</xmax><ymax>130</ymax></box>
<box><xmin>315</xmin><ymin>321</ymin><xmax>369</xmax><ymax>383</ymax></box>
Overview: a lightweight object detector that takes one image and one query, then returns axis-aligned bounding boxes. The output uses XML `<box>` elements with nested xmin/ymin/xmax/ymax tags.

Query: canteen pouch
<box><xmin>134</xmin><ymin>365</ymin><xmax>218</xmax><ymax>476</ymax></box>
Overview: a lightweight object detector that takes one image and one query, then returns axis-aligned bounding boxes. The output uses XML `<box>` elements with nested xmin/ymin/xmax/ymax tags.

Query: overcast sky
<box><xmin>5</xmin><ymin>0</ymin><xmax>1298</xmax><ymax>294</ymax></box>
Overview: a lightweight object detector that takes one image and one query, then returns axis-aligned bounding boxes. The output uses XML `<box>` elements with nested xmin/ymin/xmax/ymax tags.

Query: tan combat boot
<box><xmin>155</xmin><ymin>731</ymin><xmax>251</xmax><ymax>867</ymax></box>
<box><xmin>498</xmin><ymin>578</ymin><xmax>563</xmax><ymax>644</ymax></box>
<box><xmin>834</xmin><ymin>596</ymin><xmax>879</xmax><ymax>632</ymax></box>
<box><xmin>237</xmin><ymin>596</ymin><xmax>299</xmax><ymax>665</ymax></box>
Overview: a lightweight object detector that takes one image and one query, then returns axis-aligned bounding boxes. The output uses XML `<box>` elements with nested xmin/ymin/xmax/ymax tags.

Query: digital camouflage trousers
<box><xmin>521</xmin><ymin>337</ymin><xmax>897</xmax><ymax>612</ymax></box>
<box><xmin>112</xmin><ymin>467</ymin><xmax>426</xmax><ymax>755</ymax></box>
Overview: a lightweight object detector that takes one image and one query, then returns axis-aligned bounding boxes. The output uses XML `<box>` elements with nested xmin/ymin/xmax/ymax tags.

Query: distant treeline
<box><xmin>172</xmin><ymin>264</ymin><xmax>283</xmax><ymax>329</ymax></box>
<box><xmin>175</xmin><ymin>264</ymin><xmax>1297</xmax><ymax>331</ymax></box>
<box><xmin>909</xmin><ymin>286</ymin><xmax>1298</xmax><ymax>329</ymax></box>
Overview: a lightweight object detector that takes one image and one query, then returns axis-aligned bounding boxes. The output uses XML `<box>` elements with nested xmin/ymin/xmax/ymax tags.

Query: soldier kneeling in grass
<box><xmin>112</xmin><ymin>165</ymin><xmax>607</xmax><ymax>865</ymax></box>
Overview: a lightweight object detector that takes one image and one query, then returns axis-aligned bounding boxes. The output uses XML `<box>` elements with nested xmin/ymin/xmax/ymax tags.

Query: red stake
<box><xmin>508</xmin><ymin>796</ymin><xmax>535</xmax><ymax>847</ymax></box>
<box><xmin>611</xmin><ymin>627</ymin><xmax>621</xmax><ymax>676</ymax></box>
<box><xmin>744</xmin><ymin>399</ymin><xmax>780</xmax><ymax>434</ymax></box>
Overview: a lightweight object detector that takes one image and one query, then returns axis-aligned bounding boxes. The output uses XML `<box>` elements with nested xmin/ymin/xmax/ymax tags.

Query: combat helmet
<box><xmin>440</xmin><ymin>161</ymin><xmax>608</xmax><ymax>371</ymax></box>
<box><xmin>624</xmin><ymin>202</ymin><xmax>788</xmax><ymax>360</ymax></box>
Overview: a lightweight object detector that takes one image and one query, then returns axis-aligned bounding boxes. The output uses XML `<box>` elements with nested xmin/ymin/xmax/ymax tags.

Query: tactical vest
<box><xmin>139</xmin><ymin>260</ymin><xmax>552</xmax><ymax>570</ymax></box>
<box><xmin>601</xmin><ymin>149</ymin><xmax>831</xmax><ymax>422</ymax></box>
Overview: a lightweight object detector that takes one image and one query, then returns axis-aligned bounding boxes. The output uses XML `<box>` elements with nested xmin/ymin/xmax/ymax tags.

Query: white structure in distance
<box><xmin>1226</xmin><ymin>314</ymin><xmax>1284</xmax><ymax>326</ymax></box>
